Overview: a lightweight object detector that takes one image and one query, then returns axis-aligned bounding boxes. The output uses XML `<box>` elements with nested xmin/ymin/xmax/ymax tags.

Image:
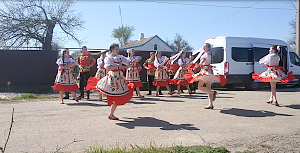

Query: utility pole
<box><xmin>296</xmin><ymin>0</ymin><xmax>300</xmax><ymax>55</ymax></box>
<box><xmin>119</xmin><ymin>5</ymin><xmax>125</xmax><ymax>47</ymax></box>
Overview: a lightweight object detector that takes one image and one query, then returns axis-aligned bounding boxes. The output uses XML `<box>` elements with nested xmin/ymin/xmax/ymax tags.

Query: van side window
<box><xmin>211</xmin><ymin>47</ymin><xmax>224</xmax><ymax>64</ymax></box>
<box><xmin>289</xmin><ymin>52</ymin><xmax>300</xmax><ymax>66</ymax></box>
<box><xmin>232</xmin><ymin>47</ymin><xmax>253</xmax><ymax>62</ymax></box>
<box><xmin>253</xmin><ymin>47</ymin><xmax>269</xmax><ymax>61</ymax></box>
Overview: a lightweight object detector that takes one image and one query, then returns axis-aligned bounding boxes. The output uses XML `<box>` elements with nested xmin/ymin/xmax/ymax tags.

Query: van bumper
<box><xmin>226</xmin><ymin>74</ymin><xmax>252</xmax><ymax>84</ymax></box>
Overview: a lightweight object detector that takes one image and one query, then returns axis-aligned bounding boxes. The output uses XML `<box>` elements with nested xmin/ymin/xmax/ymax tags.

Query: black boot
<box><xmin>86</xmin><ymin>91</ymin><xmax>90</xmax><ymax>100</ymax></box>
<box><xmin>159</xmin><ymin>89</ymin><xmax>163</xmax><ymax>95</ymax></box>
<box><xmin>147</xmin><ymin>90</ymin><xmax>152</xmax><ymax>95</ymax></box>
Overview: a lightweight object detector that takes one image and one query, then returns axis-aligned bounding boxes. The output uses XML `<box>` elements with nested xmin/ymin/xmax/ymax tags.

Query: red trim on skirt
<box><xmin>100</xmin><ymin>83</ymin><xmax>134</xmax><ymax>106</ymax></box>
<box><xmin>184</xmin><ymin>71</ymin><xmax>227</xmax><ymax>86</ymax></box>
<box><xmin>127</xmin><ymin>81</ymin><xmax>143</xmax><ymax>88</ymax></box>
<box><xmin>53</xmin><ymin>83</ymin><xmax>78</xmax><ymax>92</ymax></box>
<box><xmin>153</xmin><ymin>79</ymin><xmax>171</xmax><ymax>87</ymax></box>
<box><xmin>252</xmin><ymin>72</ymin><xmax>295</xmax><ymax>83</ymax></box>
<box><xmin>86</xmin><ymin>77</ymin><xmax>100</xmax><ymax>91</ymax></box>
<box><xmin>171</xmin><ymin>79</ymin><xmax>189</xmax><ymax>86</ymax></box>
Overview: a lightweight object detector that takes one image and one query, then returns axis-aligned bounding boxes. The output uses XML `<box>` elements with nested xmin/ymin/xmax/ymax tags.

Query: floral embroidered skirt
<box><xmin>95</xmin><ymin>68</ymin><xmax>108</xmax><ymax>79</ymax></box>
<box><xmin>53</xmin><ymin>69</ymin><xmax>79</xmax><ymax>92</ymax></box>
<box><xmin>252</xmin><ymin>67</ymin><xmax>295</xmax><ymax>83</ymax></box>
<box><xmin>126</xmin><ymin>66</ymin><xmax>143</xmax><ymax>88</ymax></box>
<box><xmin>153</xmin><ymin>68</ymin><xmax>171</xmax><ymax>87</ymax></box>
<box><xmin>86</xmin><ymin>70</ymin><xmax>133</xmax><ymax>105</ymax></box>
<box><xmin>185</xmin><ymin>66</ymin><xmax>227</xmax><ymax>86</ymax></box>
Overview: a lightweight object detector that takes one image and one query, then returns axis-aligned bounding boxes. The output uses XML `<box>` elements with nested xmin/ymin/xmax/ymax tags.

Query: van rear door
<box><xmin>253</xmin><ymin>43</ymin><xmax>271</xmax><ymax>75</ymax></box>
<box><xmin>278</xmin><ymin>46</ymin><xmax>288</xmax><ymax>74</ymax></box>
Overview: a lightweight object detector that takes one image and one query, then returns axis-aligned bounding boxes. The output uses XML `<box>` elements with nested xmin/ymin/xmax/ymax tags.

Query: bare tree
<box><xmin>168</xmin><ymin>33</ymin><xmax>194</xmax><ymax>52</ymax></box>
<box><xmin>287</xmin><ymin>17</ymin><xmax>296</xmax><ymax>50</ymax></box>
<box><xmin>0</xmin><ymin>0</ymin><xmax>84</xmax><ymax>51</ymax></box>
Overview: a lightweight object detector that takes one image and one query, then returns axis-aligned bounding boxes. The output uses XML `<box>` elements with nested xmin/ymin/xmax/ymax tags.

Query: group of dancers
<box><xmin>53</xmin><ymin>43</ymin><xmax>295</xmax><ymax>120</ymax></box>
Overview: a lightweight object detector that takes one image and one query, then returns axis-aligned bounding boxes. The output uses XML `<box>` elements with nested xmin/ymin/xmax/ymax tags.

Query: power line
<box><xmin>135</xmin><ymin>0</ymin><xmax>295</xmax><ymax>11</ymax></box>
<box><xmin>182</xmin><ymin>0</ymin><xmax>264</xmax><ymax>37</ymax></box>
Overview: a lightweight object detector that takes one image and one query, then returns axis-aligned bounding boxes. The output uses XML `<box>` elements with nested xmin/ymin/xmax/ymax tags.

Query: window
<box><xmin>211</xmin><ymin>47</ymin><xmax>224</xmax><ymax>64</ymax></box>
<box><xmin>289</xmin><ymin>52</ymin><xmax>300</xmax><ymax>66</ymax></box>
<box><xmin>253</xmin><ymin>47</ymin><xmax>269</xmax><ymax>62</ymax></box>
<box><xmin>232</xmin><ymin>47</ymin><xmax>253</xmax><ymax>62</ymax></box>
<box><xmin>154</xmin><ymin>44</ymin><xmax>157</xmax><ymax>50</ymax></box>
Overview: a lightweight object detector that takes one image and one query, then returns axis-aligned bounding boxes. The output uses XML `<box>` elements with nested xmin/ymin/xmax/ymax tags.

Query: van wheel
<box><xmin>245</xmin><ymin>79</ymin><xmax>259</xmax><ymax>90</ymax></box>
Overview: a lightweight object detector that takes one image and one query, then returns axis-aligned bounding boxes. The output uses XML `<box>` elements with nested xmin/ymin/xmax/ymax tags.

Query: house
<box><xmin>120</xmin><ymin>33</ymin><xmax>176</xmax><ymax>83</ymax></box>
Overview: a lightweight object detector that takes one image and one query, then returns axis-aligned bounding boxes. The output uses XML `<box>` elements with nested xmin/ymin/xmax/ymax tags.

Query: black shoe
<box><xmin>72</xmin><ymin>97</ymin><xmax>75</xmax><ymax>100</ymax></box>
<box><xmin>159</xmin><ymin>92</ymin><xmax>163</xmax><ymax>95</ymax></box>
<box><xmin>147</xmin><ymin>92</ymin><xmax>151</xmax><ymax>95</ymax></box>
<box><xmin>63</xmin><ymin>96</ymin><xmax>69</xmax><ymax>99</ymax></box>
<box><xmin>86</xmin><ymin>95</ymin><xmax>90</xmax><ymax>100</ymax></box>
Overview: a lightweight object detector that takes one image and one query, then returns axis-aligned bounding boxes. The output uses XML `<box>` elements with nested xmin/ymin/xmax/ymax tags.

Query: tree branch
<box><xmin>53</xmin><ymin>139</ymin><xmax>83</xmax><ymax>153</ymax></box>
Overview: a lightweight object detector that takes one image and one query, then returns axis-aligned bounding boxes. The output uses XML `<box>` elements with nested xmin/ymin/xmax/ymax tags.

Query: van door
<box><xmin>229</xmin><ymin>43</ymin><xmax>253</xmax><ymax>75</ymax></box>
<box><xmin>253</xmin><ymin>43</ymin><xmax>271</xmax><ymax>75</ymax></box>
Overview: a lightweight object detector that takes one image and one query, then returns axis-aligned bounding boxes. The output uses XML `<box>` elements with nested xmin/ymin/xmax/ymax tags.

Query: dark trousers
<box><xmin>79</xmin><ymin>71</ymin><xmax>91</xmax><ymax>97</ymax></box>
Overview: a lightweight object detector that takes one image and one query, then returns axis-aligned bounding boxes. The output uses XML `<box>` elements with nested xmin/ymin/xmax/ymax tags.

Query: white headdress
<box><xmin>192</xmin><ymin>43</ymin><xmax>213</xmax><ymax>64</ymax></box>
<box><xmin>277</xmin><ymin>45</ymin><xmax>280</xmax><ymax>52</ymax></box>
<box><xmin>127</xmin><ymin>49</ymin><xmax>131</xmax><ymax>54</ymax></box>
<box><xmin>170</xmin><ymin>50</ymin><xmax>183</xmax><ymax>64</ymax></box>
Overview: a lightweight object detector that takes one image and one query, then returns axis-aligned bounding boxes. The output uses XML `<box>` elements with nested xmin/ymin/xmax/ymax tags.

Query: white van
<box><xmin>204</xmin><ymin>36</ymin><xmax>300</xmax><ymax>90</ymax></box>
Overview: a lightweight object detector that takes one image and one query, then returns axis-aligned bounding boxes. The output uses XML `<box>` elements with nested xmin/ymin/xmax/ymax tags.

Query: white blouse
<box><xmin>154</xmin><ymin>56</ymin><xmax>168</xmax><ymax>68</ymax></box>
<box><xmin>127</xmin><ymin>56</ymin><xmax>140</xmax><ymax>62</ymax></box>
<box><xmin>104</xmin><ymin>55</ymin><xmax>130</xmax><ymax>69</ymax></box>
<box><xmin>259</xmin><ymin>53</ymin><xmax>280</xmax><ymax>66</ymax></box>
<box><xmin>97</xmin><ymin>56</ymin><xmax>104</xmax><ymax>68</ymax></box>
<box><xmin>200</xmin><ymin>51</ymin><xmax>211</xmax><ymax>65</ymax></box>
<box><xmin>178</xmin><ymin>57</ymin><xmax>190</xmax><ymax>66</ymax></box>
<box><xmin>56</xmin><ymin>58</ymin><xmax>76</xmax><ymax>69</ymax></box>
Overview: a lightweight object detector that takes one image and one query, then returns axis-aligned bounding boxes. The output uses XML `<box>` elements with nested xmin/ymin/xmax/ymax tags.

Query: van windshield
<box><xmin>211</xmin><ymin>47</ymin><xmax>224</xmax><ymax>64</ymax></box>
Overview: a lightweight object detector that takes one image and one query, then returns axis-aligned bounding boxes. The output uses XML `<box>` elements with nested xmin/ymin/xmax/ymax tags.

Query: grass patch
<box><xmin>11</xmin><ymin>93</ymin><xmax>55</xmax><ymax>100</ymax></box>
<box><xmin>85</xmin><ymin>144</ymin><xmax>230</xmax><ymax>153</ymax></box>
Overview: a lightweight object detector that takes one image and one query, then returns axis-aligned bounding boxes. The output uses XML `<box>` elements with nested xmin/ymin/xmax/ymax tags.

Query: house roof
<box><xmin>120</xmin><ymin>35</ymin><xmax>176</xmax><ymax>52</ymax></box>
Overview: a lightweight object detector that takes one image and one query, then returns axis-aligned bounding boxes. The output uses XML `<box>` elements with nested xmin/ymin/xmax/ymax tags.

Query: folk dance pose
<box><xmin>166</xmin><ymin>53</ymin><xmax>180</xmax><ymax>93</ymax></box>
<box><xmin>153</xmin><ymin>51</ymin><xmax>175</xmax><ymax>97</ymax></box>
<box><xmin>143</xmin><ymin>52</ymin><xmax>163</xmax><ymax>95</ymax></box>
<box><xmin>86</xmin><ymin>51</ymin><xmax>109</xmax><ymax>101</ymax></box>
<box><xmin>252</xmin><ymin>45</ymin><xmax>295</xmax><ymax>106</ymax></box>
<box><xmin>170</xmin><ymin>51</ymin><xmax>193</xmax><ymax>96</ymax></box>
<box><xmin>54</xmin><ymin>49</ymin><xmax>80</xmax><ymax>104</ymax></box>
<box><xmin>187</xmin><ymin>54</ymin><xmax>199</xmax><ymax>93</ymax></box>
<box><xmin>77</xmin><ymin>46</ymin><xmax>96</xmax><ymax>100</ymax></box>
<box><xmin>63</xmin><ymin>54</ymin><xmax>77</xmax><ymax>99</ymax></box>
<box><xmin>185</xmin><ymin>43</ymin><xmax>227</xmax><ymax>109</ymax></box>
<box><xmin>126</xmin><ymin>49</ymin><xmax>144</xmax><ymax>98</ymax></box>
<box><xmin>86</xmin><ymin>44</ymin><xmax>135</xmax><ymax>120</ymax></box>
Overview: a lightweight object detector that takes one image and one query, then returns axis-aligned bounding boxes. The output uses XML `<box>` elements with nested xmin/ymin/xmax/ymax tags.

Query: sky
<box><xmin>2</xmin><ymin>0</ymin><xmax>299</xmax><ymax>51</ymax></box>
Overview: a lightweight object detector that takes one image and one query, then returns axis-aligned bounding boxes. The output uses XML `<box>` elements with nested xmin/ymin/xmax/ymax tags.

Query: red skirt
<box><xmin>127</xmin><ymin>81</ymin><xmax>143</xmax><ymax>88</ymax></box>
<box><xmin>185</xmin><ymin>71</ymin><xmax>227</xmax><ymax>86</ymax></box>
<box><xmin>252</xmin><ymin>71</ymin><xmax>295</xmax><ymax>83</ymax></box>
<box><xmin>53</xmin><ymin>83</ymin><xmax>79</xmax><ymax>92</ymax></box>
<box><xmin>153</xmin><ymin>79</ymin><xmax>171</xmax><ymax>87</ymax></box>
<box><xmin>171</xmin><ymin>79</ymin><xmax>189</xmax><ymax>86</ymax></box>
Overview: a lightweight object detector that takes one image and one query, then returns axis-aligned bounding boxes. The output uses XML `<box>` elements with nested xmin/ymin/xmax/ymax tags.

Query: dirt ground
<box><xmin>0</xmin><ymin>88</ymin><xmax>300</xmax><ymax>153</ymax></box>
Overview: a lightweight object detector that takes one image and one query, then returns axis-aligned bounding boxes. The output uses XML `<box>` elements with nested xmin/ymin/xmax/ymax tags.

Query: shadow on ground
<box><xmin>284</xmin><ymin>104</ymin><xmax>300</xmax><ymax>110</ymax></box>
<box><xmin>220</xmin><ymin>108</ymin><xmax>293</xmax><ymax>117</ymax></box>
<box><xmin>116</xmin><ymin>117</ymin><xmax>200</xmax><ymax>130</ymax></box>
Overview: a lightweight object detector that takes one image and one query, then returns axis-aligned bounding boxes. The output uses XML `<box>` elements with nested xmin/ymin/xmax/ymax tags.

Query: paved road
<box><xmin>0</xmin><ymin>88</ymin><xmax>300</xmax><ymax>153</ymax></box>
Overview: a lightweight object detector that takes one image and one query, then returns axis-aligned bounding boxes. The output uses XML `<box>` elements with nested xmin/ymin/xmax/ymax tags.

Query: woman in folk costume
<box><xmin>166</xmin><ymin>53</ymin><xmax>181</xmax><ymax>93</ymax></box>
<box><xmin>252</xmin><ymin>45</ymin><xmax>295</xmax><ymax>106</ymax></box>
<box><xmin>86</xmin><ymin>50</ymin><xmax>109</xmax><ymax>101</ymax></box>
<box><xmin>153</xmin><ymin>51</ymin><xmax>175</xmax><ymax>97</ymax></box>
<box><xmin>187</xmin><ymin>53</ymin><xmax>199</xmax><ymax>93</ymax></box>
<box><xmin>86</xmin><ymin>43</ymin><xmax>135</xmax><ymax>120</ymax></box>
<box><xmin>126</xmin><ymin>48</ymin><xmax>144</xmax><ymax>98</ymax></box>
<box><xmin>170</xmin><ymin>51</ymin><xmax>193</xmax><ymax>96</ymax></box>
<box><xmin>185</xmin><ymin>43</ymin><xmax>227</xmax><ymax>109</ymax></box>
<box><xmin>54</xmin><ymin>49</ymin><xmax>80</xmax><ymax>104</ymax></box>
